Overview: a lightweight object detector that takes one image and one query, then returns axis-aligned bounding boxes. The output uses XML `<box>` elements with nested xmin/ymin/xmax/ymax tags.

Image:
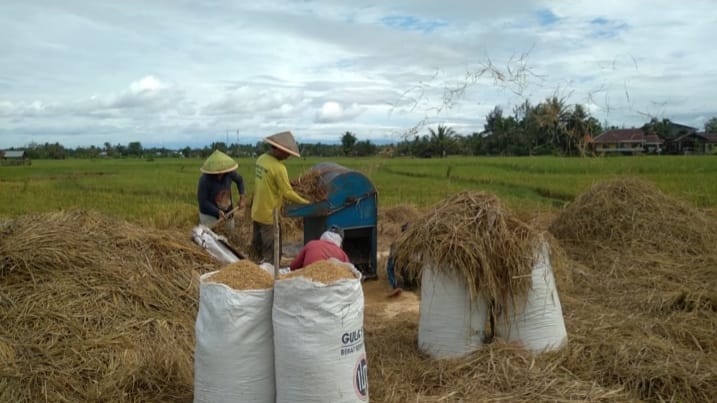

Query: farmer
<box><xmin>386</xmin><ymin>222</ymin><xmax>418</xmax><ymax>297</ymax></box>
<box><xmin>197</xmin><ymin>149</ymin><xmax>246</xmax><ymax>229</ymax></box>
<box><xmin>251</xmin><ymin>131</ymin><xmax>310</xmax><ymax>263</ymax></box>
<box><xmin>289</xmin><ymin>225</ymin><xmax>350</xmax><ymax>270</ymax></box>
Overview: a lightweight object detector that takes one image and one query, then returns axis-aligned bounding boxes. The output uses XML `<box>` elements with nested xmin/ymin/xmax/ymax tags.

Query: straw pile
<box><xmin>542</xmin><ymin>177</ymin><xmax>717</xmax><ymax>402</ymax></box>
<box><xmin>205</xmin><ymin>260</ymin><xmax>273</xmax><ymax>290</ymax></box>
<box><xmin>0</xmin><ymin>210</ymin><xmax>217</xmax><ymax>402</ymax></box>
<box><xmin>377</xmin><ymin>204</ymin><xmax>422</xmax><ymax>241</ymax></box>
<box><xmin>549</xmin><ymin>177</ymin><xmax>717</xmax><ymax>256</ymax></box>
<box><xmin>281</xmin><ymin>260</ymin><xmax>356</xmax><ymax>283</ymax></box>
<box><xmin>290</xmin><ymin>168</ymin><xmax>327</xmax><ymax>202</ymax></box>
<box><xmin>392</xmin><ymin>191</ymin><xmax>539</xmax><ymax>305</ymax></box>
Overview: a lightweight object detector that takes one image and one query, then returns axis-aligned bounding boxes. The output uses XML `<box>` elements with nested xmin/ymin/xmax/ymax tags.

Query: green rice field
<box><xmin>1</xmin><ymin>155</ymin><xmax>716</xmax><ymax>226</ymax></box>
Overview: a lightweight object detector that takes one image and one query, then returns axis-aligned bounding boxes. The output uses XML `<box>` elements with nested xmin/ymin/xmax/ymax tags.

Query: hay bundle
<box><xmin>393</xmin><ymin>191</ymin><xmax>538</xmax><ymax>305</ymax></box>
<box><xmin>549</xmin><ymin>177</ymin><xmax>717</xmax><ymax>256</ymax></box>
<box><xmin>0</xmin><ymin>210</ymin><xmax>217</xmax><ymax>402</ymax></box>
<box><xmin>290</xmin><ymin>168</ymin><xmax>327</xmax><ymax>202</ymax></box>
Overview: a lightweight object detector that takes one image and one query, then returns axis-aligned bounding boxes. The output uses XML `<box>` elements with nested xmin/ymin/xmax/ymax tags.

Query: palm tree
<box><xmin>428</xmin><ymin>125</ymin><xmax>456</xmax><ymax>158</ymax></box>
<box><xmin>534</xmin><ymin>96</ymin><xmax>569</xmax><ymax>154</ymax></box>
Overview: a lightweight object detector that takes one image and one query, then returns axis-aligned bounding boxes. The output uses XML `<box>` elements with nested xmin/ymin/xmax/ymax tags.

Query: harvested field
<box><xmin>2</xmin><ymin>175</ymin><xmax>716</xmax><ymax>402</ymax></box>
<box><xmin>205</xmin><ymin>260</ymin><xmax>273</xmax><ymax>290</ymax></box>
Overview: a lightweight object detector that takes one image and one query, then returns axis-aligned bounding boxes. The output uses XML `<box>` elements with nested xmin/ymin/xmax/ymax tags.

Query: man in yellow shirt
<box><xmin>251</xmin><ymin>131</ymin><xmax>310</xmax><ymax>263</ymax></box>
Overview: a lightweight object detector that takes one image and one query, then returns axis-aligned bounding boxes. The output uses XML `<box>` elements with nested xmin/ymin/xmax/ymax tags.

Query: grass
<box><xmin>1</xmin><ymin>155</ymin><xmax>716</xmax><ymax>227</ymax></box>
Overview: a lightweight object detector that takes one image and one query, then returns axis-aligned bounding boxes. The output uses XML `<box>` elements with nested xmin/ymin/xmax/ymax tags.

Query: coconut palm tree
<box><xmin>428</xmin><ymin>125</ymin><xmax>456</xmax><ymax>158</ymax></box>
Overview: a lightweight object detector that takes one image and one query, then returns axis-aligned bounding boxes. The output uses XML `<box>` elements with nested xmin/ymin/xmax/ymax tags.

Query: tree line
<box><xmin>12</xmin><ymin>98</ymin><xmax>717</xmax><ymax>160</ymax></box>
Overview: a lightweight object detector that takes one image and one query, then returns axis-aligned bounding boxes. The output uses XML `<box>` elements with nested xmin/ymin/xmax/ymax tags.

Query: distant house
<box><xmin>589</xmin><ymin>122</ymin><xmax>715</xmax><ymax>155</ymax></box>
<box><xmin>1</xmin><ymin>150</ymin><xmax>31</xmax><ymax>165</ymax></box>
<box><xmin>669</xmin><ymin>132</ymin><xmax>717</xmax><ymax>154</ymax></box>
<box><xmin>590</xmin><ymin>129</ymin><xmax>664</xmax><ymax>155</ymax></box>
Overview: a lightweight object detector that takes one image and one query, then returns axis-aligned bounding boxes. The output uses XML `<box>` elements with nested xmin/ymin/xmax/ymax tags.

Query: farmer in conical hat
<box><xmin>197</xmin><ymin>149</ymin><xmax>246</xmax><ymax>230</ymax></box>
<box><xmin>251</xmin><ymin>131</ymin><xmax>309</xmax><ymax>263</ymax></box>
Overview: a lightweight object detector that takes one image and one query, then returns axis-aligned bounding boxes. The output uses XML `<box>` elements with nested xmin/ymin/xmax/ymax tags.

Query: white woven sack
<box><xmin>193</xmin><ymin>271</ymin><xmax>275</xmax><ymax>403</ymax></box>
<box><xmin>191</xmin><ymin>225</ymin><xmax>241</xmax><ymax>264</ymax></box>
<box><xmin>273</xmin><ymin>261</ymin><xmax>369</xmax><ymax>403</ymax></box>
<box><xmin>418</xmin><ymin>264</ymin><xmax>489</xmax><ymax>359</ymax></box>
<box><xmin>495</xmin><ymin>242</ymin><xmax>568</xmax><ymax>352</ymax></box>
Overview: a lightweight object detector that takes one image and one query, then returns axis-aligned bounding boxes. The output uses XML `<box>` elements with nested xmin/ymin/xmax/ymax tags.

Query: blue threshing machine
<box><xmin>285</xmin><ymin>162</ymin><xmax>378</xmax><ymax>280</ymax></box>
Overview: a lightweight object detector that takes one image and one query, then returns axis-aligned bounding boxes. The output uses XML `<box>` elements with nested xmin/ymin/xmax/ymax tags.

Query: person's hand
<box><xmin>218</xmin><ymin>210</ymin><xmax>226</xmax><ymax>219</ymax></box>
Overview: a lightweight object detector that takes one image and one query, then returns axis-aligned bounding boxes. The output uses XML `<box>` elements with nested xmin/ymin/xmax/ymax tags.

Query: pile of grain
<box><xmin>282</xmin><ymin>260</ymin><xmax>356</xmax><ymax>283</ymax></box>
<box><xmin>393</xmin><ymin>191</ymin><xmax>541</xmax><ymax>306</ymax></box>
<box><xmin>205</xmin><ymin>260</ymin><xmax>273</xmax><ymax>290</ymax></box>
<box><xmin>0</xmin><ymin>210</ymin><xmax>217</xmax><ymax>402</ymax></box>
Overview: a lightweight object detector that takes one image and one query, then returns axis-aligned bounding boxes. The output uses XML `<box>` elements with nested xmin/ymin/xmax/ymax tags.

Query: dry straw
<box><xmin>545</xmin><ymin>177</ymin><xmax>717</xmax><ymax>402</ymax></box>
<box><xmin>290</xmin><ymin>168</ymin><xmax>328</xmax><ymax>202</ymax></box>
<box><xmin>0</xmin><ymin>210</ymin><xmax>217</xmax><ymax>402</ymax></box>
<box><xmin>549</xmin><ymin>176</ymin><xmax>717</xmax><ymax>256</ymax></box>
<box><xmin>392</xmin><ymin>191</ymin><xmax>539</xmax><ymax>306</ymax></box>
<box><xmin>205</xmin><ymin>260</ymin><xmax>273</xmax><ymax>290</ymax></box>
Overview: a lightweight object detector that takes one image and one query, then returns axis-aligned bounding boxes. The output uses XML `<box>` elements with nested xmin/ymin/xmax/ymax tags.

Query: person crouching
<box><xmin>289</xmin><ymin>225</ymin><xmax>349</xmax><ymax>270</ymax></box>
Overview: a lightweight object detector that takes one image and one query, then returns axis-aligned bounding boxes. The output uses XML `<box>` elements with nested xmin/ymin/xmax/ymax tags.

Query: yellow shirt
<box><xmin>251</xmin><ymin>153</ymin><xmax>310</xmax><ymax>224</ymax></box>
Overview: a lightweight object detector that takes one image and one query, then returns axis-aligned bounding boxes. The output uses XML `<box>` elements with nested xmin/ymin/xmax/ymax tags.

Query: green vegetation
<box><xmin>1</xmin><ymin>156</ymin><xmax>715</xmax><ymax>228</ymax></box>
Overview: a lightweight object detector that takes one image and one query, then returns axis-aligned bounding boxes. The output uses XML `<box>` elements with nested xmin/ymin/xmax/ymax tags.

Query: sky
<box><xmin>1</xmin><ymin>0</ymin><xmax>716</xmax><ymax>149</ymax></box>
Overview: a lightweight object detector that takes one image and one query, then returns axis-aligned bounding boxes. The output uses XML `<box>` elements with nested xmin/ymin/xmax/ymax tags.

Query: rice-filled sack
<box><xmin>273</xmin><ymin>259</ymin><xmax>368</xmax><ymax>402</ymax></box>
<box><xmin>194</xmin><ymin>260</ymin><xmax>275</xmax><ymax>403</ymax></box>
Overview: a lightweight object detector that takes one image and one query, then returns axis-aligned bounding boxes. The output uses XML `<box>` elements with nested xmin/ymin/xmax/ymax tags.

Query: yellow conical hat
<box><xmin>264</xmin><ymin>131</ymin><xmax>301</xmax><ymax>157</ymax></box>
<box><xmin>200</xmin><ymin>150</ymin><xmax>238</xmax><ymax>174</ymax></box>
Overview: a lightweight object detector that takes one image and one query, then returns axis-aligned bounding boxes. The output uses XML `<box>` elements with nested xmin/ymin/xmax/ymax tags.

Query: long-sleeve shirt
<box><xmin>289</xmin><ymin>240</ymin><xmax>350</xmax><ymax>270</ymax></box>
<box><xmin>251</xmin><ymin>153</ymin><xmax>309</xmax><ymax>225</ymax></box>
<box><xmin>197</xmin><ymin>171</ymin><xmax>245</xmax><ymax>218</ymax></box>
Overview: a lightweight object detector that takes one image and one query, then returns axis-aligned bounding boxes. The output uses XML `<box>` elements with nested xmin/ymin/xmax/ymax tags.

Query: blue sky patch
<box><xmin>380</xmin><ymin>15</ymin><xmax>446</xmax><ymax>33</ymax></box>
<box><xmin>536</xmin><ymin>8</ymin><xmax>560</xmax><ymax>26</ymax></box>
<box><xmin>589</xmin><ymin>17</ymin><xmax>629</xmax><ymax>39</ymax></box>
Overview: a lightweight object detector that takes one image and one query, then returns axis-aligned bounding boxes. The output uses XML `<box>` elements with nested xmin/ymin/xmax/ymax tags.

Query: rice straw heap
<box><xmin>0</xmin><ymin>210</ymin><xmax>217</xmax><ymax>402</ymax></box>
<box><xmin>549</xmin><ymin>177</ymin><xmax>717</xmax><ymax>256</ymax></box>
<box><xmin>393</xmin><ymin>191</ymin><xmax>538</xmax><ymax>305</ymax></box>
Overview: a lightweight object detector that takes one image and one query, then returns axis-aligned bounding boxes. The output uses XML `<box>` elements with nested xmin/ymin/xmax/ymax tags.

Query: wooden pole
<box><xmin>272</xmin><ymin>208</ymin><xmax>280</xmax><ymax>279</ymax></box>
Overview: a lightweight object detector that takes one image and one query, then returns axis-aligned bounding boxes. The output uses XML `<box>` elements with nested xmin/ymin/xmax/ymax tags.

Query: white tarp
<box><xmin>273</xmin><ymin>261</ymin><xmax>369</xmax><ymax>402</ymax></box>
<box><xmin>418</xmin><ymin>264</ymin><xmax>490</xmax><ymax>359</ymax></box>
<box><xmin>495</xmin><ymin>241</ymin><xmax>568</xmax><ymax>352</ymax></box>
<box><xmin>193</xmin><ymin>271</ymin><xmax>275</xmax><ymax>403</ymax></box>
<box><xmin>191</xmin><ymin>225</ymin><xmax>241</xmax><ymax>264</ymax></box>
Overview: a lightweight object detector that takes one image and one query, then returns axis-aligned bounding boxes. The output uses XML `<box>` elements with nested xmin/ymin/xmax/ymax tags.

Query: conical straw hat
<box><xmin>264</xmin><ymin>131</ymin><xmax>301</xmax><ymax>157</ymax></box>
<box><xmin>200</xmin><ymin>150</ymin><xmax>238</xmax><ymax>174</ymax></box>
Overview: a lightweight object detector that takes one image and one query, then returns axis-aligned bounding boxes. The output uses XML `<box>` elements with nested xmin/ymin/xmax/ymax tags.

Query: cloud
<box><xmin>0</xmin><ymin>1</ymin><xmax>715</xmax><ymax>148</ymax></box>
<box><xmin>315</xmin><ymin>101</ymin><xmax>365</xmax><ymax>123</ymax></box>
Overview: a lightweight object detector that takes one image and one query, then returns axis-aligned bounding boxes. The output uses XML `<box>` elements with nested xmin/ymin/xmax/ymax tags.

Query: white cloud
<box><xmin>315</xmin><ymin>101</ymin><xmax>364</xmax><ymax>123</ymax></box>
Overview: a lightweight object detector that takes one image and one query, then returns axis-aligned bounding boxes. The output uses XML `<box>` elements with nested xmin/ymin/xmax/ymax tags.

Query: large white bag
<box><xmin>273</xmin><ymin>262</ymin><xmax>368</xmax><ymax>402</ymax></box>
<box><xmin>418</xmin><ymin>264</ymin><xmax>490</xmax><ymax>359</ymax></box>
<box><xmin>495</xmin><ymin>242</ymin><xmax>568</xmax><ymax>352</ymax></box>
<box><xmin>193</xmin><ymin>272</ymin><xmax>275</xmax><ymax>403</ymax></box>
